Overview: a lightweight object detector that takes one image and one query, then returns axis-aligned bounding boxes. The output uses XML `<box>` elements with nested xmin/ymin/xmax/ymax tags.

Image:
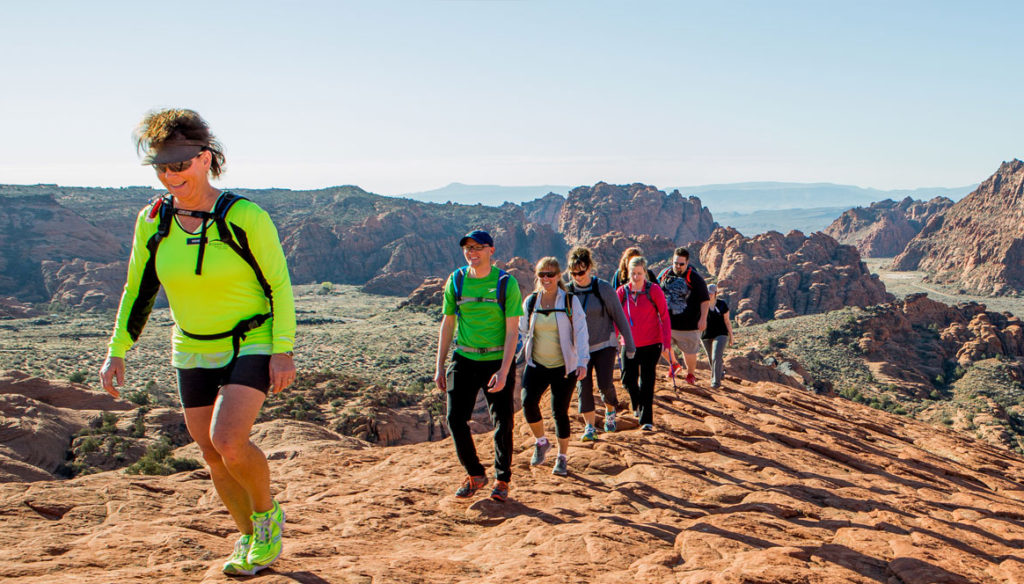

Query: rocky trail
<box><xmin>2</xmin><ymin>370</ymin><xmax>1024</xmax><ymax>583</ymax></box>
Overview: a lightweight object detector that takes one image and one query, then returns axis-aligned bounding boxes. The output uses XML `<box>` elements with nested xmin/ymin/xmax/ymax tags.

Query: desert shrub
<box><xmin>69</xmin><ymin>370</ymin><xmax>88</xmax><ymax>383</ymax></box>
<box><xmin>317</xmin><ymin>281</ymin><xmax>334</xmax><ymax>295</ymax></box>
<box><xmin>125</xmin><ymin>438</ymin><xmax>202</xmax><ymax>476</ymax></box>
<box><xmin>124</xmin><ymin>389</ymin><xmax>151</xmax><ymax>406</ymax></box>
<box><xmin>130</xmin><ymin>410</ymin><xmax>147</xmax><ymax>438</ymax></box>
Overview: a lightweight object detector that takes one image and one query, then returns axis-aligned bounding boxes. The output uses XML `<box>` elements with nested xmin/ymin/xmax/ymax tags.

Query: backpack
<box><xmin>657</xmin><ymin>265</ymin><xmax>692</xmax><ymax>288</ymax></box>
<box><xmin>146</xmin><ymin>192</ymin><xmax>273</xmax><ymax>366</ymax></box>
<box><xmin>450</xmin><ymin>265</ymin><xmax>514</xmax><ymax>355</ymax></box>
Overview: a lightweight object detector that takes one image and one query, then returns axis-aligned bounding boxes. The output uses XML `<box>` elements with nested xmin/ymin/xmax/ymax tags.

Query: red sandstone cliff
<box><xmin>893</xmin><ymin>160</ymin><xmax>1024</xmax><ymax>295</ymax></box>
<box><xmin>824</xmin><ymin>196</ymin><xmax>954</xmax><ymax>258</ymax></box>
<box><xmin>701</xmin><ymin>227</ymin><xmax>893</xmax><ymax>325</ymax></box>
<box><xmin>558</xmin><ymin>182</ymin><xmax>717</xmax><ymax>246</ymax></box>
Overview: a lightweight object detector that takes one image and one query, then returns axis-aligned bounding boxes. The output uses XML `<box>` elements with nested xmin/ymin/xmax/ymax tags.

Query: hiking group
<box><xmin>436</xmin><ymin>232</ymin><xmax>733</xmax><ymax>501</ymax></box>
<box><xmin>97</xmin><ymin>107</ymin><xmax>734</xmax><ymax>577</ymax></box>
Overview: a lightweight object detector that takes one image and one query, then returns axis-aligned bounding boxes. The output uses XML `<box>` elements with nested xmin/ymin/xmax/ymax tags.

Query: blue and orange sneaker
<box><xmin>490</xmin><ymin>480</ymin><xmax>510</xmax><ymax>502</ymax></box>
<box><xmin>455</xmin><ymin>475</ymin><xmax>487</xmax><ymax>499</ymax></box>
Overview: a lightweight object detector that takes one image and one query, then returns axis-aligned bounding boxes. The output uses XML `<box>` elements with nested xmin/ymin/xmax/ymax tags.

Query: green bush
<box><xmin>69</xmin><ymin>370</ymin><xmax>88</xmax><ymax>383</ymax></box>
<box><xmin>125</xmin><ymin>438</ymin><xmax>202</xmax><ymax>476</ymax></box>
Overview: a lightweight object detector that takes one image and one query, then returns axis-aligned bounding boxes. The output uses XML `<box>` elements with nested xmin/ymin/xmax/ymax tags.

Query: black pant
<box><xmin>521</xmin><ymin>363</ymin><xmax>577</xmax><ymax>440</ymax></box>
<box><xmin>577</xmin><ymin>346</ymin><xmax>619</xmax><ymax>414</ymax></box>
<box><xmin>622</xmin><ymin>343</ymin><xmax>661</xmax><ymax>426</ymax></box>
<box><xmin>445</xmin><ymin>353</ymin><xmax>515</xmax><ymax>482</ymax></box>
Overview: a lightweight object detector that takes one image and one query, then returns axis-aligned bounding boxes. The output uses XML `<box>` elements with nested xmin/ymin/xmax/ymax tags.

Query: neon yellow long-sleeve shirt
<box><xmin>107</xmin><ymin>194</ymin><xmax>296</xmax><ymax>364</ymax></box>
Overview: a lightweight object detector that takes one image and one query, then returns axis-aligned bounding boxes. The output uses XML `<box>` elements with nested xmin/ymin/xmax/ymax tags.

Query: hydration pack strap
<box><xmin>178</xmin><ymin>313</ymin><xmax>272</xmax><ymax>369</ymax></box>
<box><xmin>456</xmin><ymin>344</ymin><xmax>504</xmax><ymax>354</ymax></box>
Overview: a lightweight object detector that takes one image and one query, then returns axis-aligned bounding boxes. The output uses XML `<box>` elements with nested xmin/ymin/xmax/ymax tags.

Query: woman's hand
<box><xmin>100</xmin><ymin>356</ymin><xmax>125</xmax><ymax>398</ymax></box>
<box><xmin>269</xmin><ymin>353</ymin><xmax>296</xmax><ymax>394</ymax></box>
<box><xmin>575</xmin><ymin>366</ymin><xmax>586</xmax><ymax>379</ymax></box>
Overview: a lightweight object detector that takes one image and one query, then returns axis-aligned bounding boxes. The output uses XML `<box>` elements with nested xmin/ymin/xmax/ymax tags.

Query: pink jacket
<box><xmin>616</xmin><ymin>282</ymin><xmax>671</xmax><ymax>348</ymax></box>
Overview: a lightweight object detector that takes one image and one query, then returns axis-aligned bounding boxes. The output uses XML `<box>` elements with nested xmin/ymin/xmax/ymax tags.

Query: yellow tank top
<box><xmin>532</xmin><ymin>311</ymin><xmax>564</xmax><ymax>368</ymax></box>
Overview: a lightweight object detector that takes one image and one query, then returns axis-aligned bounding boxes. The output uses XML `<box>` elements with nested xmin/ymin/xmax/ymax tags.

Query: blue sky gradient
<box><xmin>1</xmin><ymin>1</ymin><xmax>1020</xmax><ymax>195</ymax></box>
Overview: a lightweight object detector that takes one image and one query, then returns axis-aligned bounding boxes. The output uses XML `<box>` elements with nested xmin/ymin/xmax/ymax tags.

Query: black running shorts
<box><xmin>176</xmin><ymin>355</ymin><xmax>271</xmax><ymax>408</ymax></box>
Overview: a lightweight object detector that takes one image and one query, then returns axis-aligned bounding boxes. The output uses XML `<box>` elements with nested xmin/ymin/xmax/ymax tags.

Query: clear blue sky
<box><xmin>1</xmin><ymin>0</ymin><xmax>1020</xmax><ymax>195</ymax></box>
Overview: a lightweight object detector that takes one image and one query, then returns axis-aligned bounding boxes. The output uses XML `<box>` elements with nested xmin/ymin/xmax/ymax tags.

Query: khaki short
<box><xmin>671</xmin><ymin>330</ymin><xmax>702</xmax><ymax>354</ymax></box>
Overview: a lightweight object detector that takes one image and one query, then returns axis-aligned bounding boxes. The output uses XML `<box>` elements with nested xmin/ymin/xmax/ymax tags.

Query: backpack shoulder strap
<box><xmin>526</xmin><ymin>292</ymin><xmax>539</xmax><ymax>317</ymax></box>
<box><xmin>496</xmin><ymin>269</ymin><xmax>509</xmax><ymax>317</ymax></box>
<box><xmin>657</xmin><ymin>267</ymin><xmax>671</xmax><ymax>284</ymax></box>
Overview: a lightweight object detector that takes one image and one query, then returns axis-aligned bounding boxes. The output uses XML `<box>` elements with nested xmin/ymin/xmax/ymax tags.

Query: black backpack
<box><xmin>142</xmin><ymin>192</ymin><xmax>273</xmax><ymax>366</ymax></box>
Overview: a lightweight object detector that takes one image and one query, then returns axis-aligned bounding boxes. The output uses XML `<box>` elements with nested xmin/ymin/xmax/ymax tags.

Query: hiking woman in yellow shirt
<box><xmin>99</xmin><ymin>109</ymin><xmax>295</xmax><ymax>577</ymax></box>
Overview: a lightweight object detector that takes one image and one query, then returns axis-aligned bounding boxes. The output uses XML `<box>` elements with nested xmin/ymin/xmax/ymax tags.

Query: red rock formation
<box><xmin>824</xmin><ymin>196</ymin><xmax>954</xmax><ymax>257</ymax></box>
<box><xmin>579</xmin><ymin>231</ymin><xmax>681</xmax><ymax>280</ymax></box>
<box><xmin>0</xmin><ymin>194</ymin><xmax>124</xmax><ymax>301</ymax></box>
<box><xmin>558</xmin><ymin>182</ymin><xmax>717</xmax><ymax>246</ymax></box>
<box><xmin>0</xmin><ymin>297</ymin><xmax>42</xmax><ymax>319</ymax></box>
<box><xmin>701</xmin><ymin>227</ymin><xmax>892</xmax><ymax>325</ymax></box>
<box><xmin>893</xmin><ymin>159</ymin><xmax>1024</xmax><ymax>295</ymax></box>
<box><xmin>281</xmin><ymin>203</ymin><xmax>567</xmax><ymax>297</ymax></box>
<box><xmin>3</xmin><ymin>370</ymin><xmax>1024</xmax><ymax>582</ymax></box>
<box><xmin>519</xmin><ymin>192</ymin><xmax>565</xmax><ymax>229</ymax></box>
<box><xmin>0</xmin><ymin>371</ymin><xmax>133</xmax><ymax>482</ymax></box>
<box><xmin>40</xmin><ymin>259</ymin><xmax>130</xmax><ymax>311</ymax></box>
<box><xmin>852</xmin><ymin>293</ymin><xmax>1024</xmax><ymax>388</ymax></box>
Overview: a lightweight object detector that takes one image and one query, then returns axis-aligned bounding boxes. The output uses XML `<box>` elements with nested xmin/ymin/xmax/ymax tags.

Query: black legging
<box><xmin>521</xmin><ymin>363</ymin><xmax>577</xmax><ymax>439</ymax></box>
<box><xmin>622</xmin><ymin>343</ymin><xmax>661</xmax><ymax>426</ymax></box>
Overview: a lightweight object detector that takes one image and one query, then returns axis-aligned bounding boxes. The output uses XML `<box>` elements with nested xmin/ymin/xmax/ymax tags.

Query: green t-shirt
<box><xmin>442</xmin><ymin>266</ymin><xmax>523</xmax><ymax>361</ymax></box>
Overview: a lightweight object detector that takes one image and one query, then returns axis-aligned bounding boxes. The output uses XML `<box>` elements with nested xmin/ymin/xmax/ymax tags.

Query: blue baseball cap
<box><xmin>459</xmin><ymin>230</ymin><xmax>494</xmax><ymax>247</ymax></box>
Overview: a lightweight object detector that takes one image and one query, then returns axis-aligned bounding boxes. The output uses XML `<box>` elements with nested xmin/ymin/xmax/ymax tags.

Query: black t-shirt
<box><xmin>658</xmin><ymin>266</ymin><xmax>710</xmax><ymax>331</ymax></box>
<box><xmin>702</xmin><ymin>298</ymin><xmax>730</xmax><ymax>339</ymax></box>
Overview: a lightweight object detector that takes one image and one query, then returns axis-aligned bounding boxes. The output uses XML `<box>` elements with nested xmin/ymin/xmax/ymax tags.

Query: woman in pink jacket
<box><xmin>616</xmin><ymin>256</ymin><xmax>671</xmax><ymax>431</ymax></box>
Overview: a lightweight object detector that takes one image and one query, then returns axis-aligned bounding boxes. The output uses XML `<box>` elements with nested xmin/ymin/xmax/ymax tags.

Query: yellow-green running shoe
<box><xmin>247</xmin><ymin>500</ymin><xmax>285</xmax><ymax>572</ymax></box>
<box><xmin>222</xmin><ymin>534</ymin><xmax>254</xmax><ymax>576</ymax></box>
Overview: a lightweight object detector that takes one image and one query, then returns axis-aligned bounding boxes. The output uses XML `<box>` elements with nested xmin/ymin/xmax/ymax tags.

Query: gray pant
<box><xmin>702</xmin><ymin>335</ymin><xmax>728</xmax><ymax>387</ymax></box>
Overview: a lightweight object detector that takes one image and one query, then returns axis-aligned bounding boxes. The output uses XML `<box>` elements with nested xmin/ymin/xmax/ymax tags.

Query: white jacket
<box><xmin>518</xmin><ymin>288</ymin><xmax>590</xmax><ymax>373</ymax></box>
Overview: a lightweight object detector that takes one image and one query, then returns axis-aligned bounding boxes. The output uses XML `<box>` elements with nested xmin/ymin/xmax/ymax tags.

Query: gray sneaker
<box><xmin>552</xmin><ymin>455</ymin><xmax>568</xmax><ymax>476</ymax></box>
<box><xmin>530</xmin><ymin>440</ymin><xmax>551</xmax><ymax>466</ymax></box>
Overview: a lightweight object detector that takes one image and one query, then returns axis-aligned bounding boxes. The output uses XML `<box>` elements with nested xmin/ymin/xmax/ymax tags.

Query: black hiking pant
<box><xmin>445</xmin><ymin>353</ymin><xmax>515</xmax><ymax>483</ymax></box>
<box><xmin>623</xmin><ymin>343</ymin><xmax>661</xmax><ymax>426</ymax></box>
<box><xmin>521</xmin><ymin>363</ymin><xmax>577</xmax><ymax>440</ymax></box>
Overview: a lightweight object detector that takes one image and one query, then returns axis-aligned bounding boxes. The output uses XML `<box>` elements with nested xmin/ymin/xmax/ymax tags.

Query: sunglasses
<box><xmin>153</xmin><ymin>152</ymin><xmax>202</xmax><ymax>174</ymax></box>
<box><xmin>463</xmin><ymin>244</ymin><xmax>489</xmax><ymax>252</ymax></box>
<box><xmin>537</xmin><ymin>271</ymin><xmax>558</xmax><ymax>278</ymax></box>
<box><xmin>674</xmin><ymin>261</ymin><xmax>688</xmax><ymax>266</ymax></box>
<box><xmin>570</xmin><ymin>269</ymin><xmax>588</xmax><ymax>277</ymax></box>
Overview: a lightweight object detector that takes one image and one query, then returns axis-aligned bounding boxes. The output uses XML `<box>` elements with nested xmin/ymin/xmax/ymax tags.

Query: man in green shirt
<box><xmin>434</xmin><ymin>230</ymin><xmax>523</xmax><ymax>502</ymax></box>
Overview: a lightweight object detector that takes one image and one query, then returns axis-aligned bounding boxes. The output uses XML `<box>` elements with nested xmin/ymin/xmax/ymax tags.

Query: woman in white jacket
<box><xmin>519</xmin><ymin>257</ymin><xmax>589</xmax><ymax>476</ymax></box>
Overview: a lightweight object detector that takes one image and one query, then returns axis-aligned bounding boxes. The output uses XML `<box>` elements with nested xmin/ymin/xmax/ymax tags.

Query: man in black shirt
<box><xmin>658</xmin><ymin>247</ymin><xmax>711</xmax><ymax>385</ymax></box>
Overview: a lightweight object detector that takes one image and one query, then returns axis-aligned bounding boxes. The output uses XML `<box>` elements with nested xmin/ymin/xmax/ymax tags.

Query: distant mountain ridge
<box><xmin>404</xmin><ymin>180</ymin><xmax>975</xmax><ymax>213</ymax></box>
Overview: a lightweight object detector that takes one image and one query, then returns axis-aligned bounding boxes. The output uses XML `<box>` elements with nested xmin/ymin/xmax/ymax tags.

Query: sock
<box><xmin>536</xmin><ymin>437</ymin><xmax>549</xmax><ymax>446</ymax></box>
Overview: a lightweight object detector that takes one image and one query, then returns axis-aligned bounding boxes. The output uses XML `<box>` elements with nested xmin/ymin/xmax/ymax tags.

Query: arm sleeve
<box><xmin>652</xmin><ymin>285</ymin><xmax>672</xmax><ymax>347</ymax></box>
<box><xmin>571</xmin><ymin>295</ymin><xmax>589</xmax><ymax>366</ymax></box>
<box><xmin>247</xmin><ymin>207</ymin><xmax>296</xmax><ymax>354</ymax></box>
<box><xmin>604</xmin><ymin>281</ymin><xmax>635</xmax><ymax>353</ymax></box>
<box><xmin>107</xmin><ymin>209</ymin><xmax>159</xmax><ymax>358</ymax></box>
<box><xmin>504</xmin><ymin>275</ymin><xmax>524</xmax><ymax>317</ymax></box>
